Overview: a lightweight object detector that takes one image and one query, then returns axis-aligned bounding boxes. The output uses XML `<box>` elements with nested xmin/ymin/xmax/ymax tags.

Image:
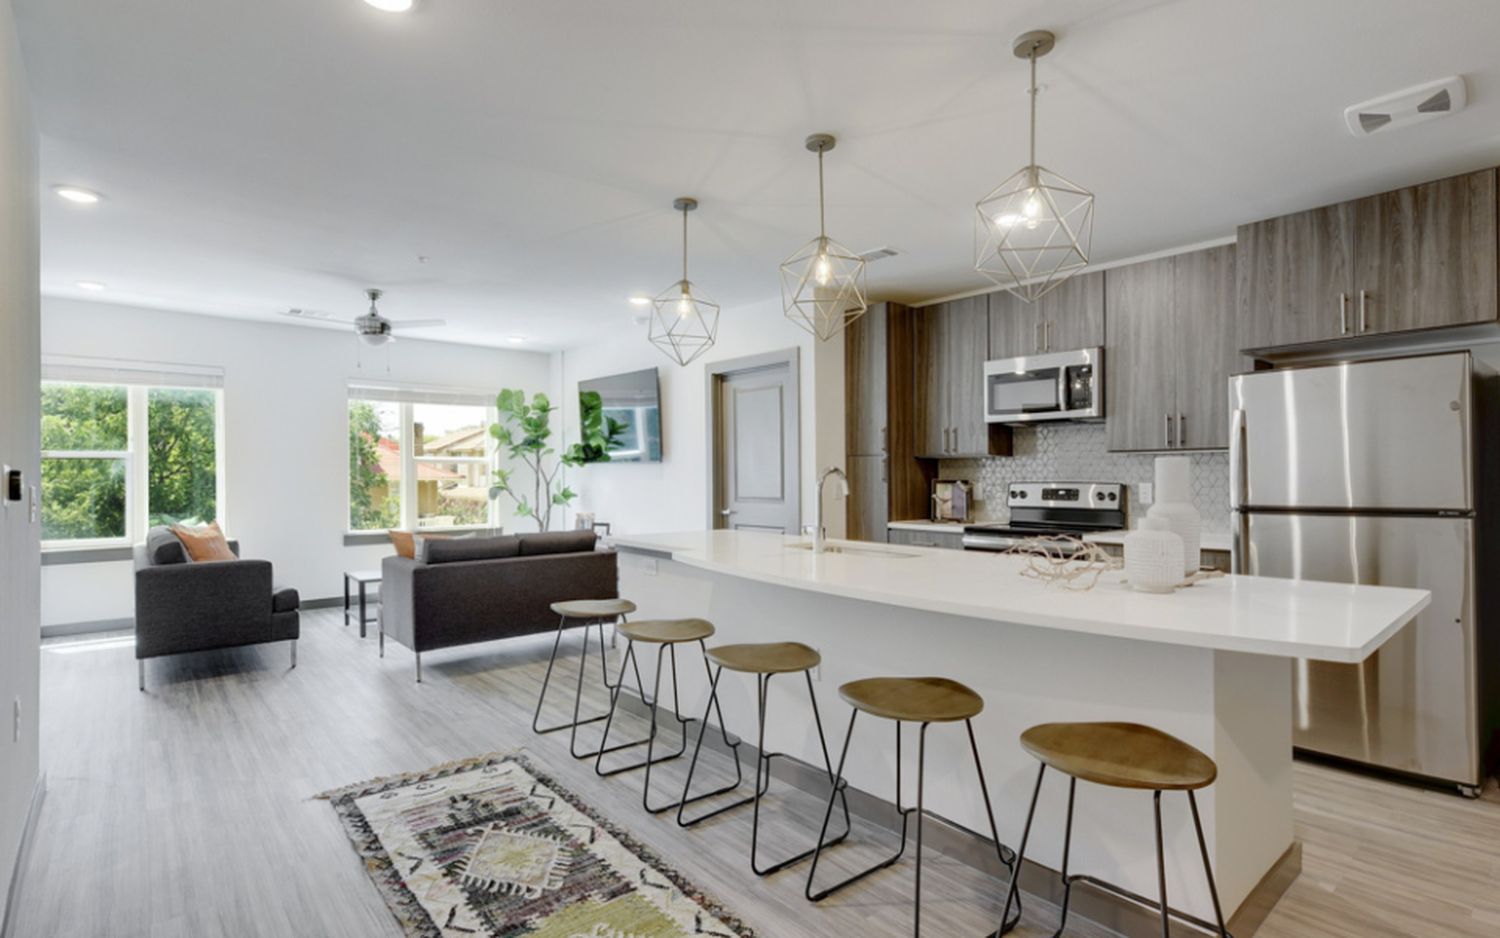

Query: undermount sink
<box><xmin>786</xmin><ymin>542</ymin><xmax>919</xmax><ymax>559</ymax></box>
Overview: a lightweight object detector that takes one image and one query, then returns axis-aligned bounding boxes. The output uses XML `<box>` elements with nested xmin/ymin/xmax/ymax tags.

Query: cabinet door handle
<box><xmin>1339</xmin><ymin>292</ymin><xmax>1349</xmax><ymax>335</ymax></box>
<box><xmin>1034</xmin><ymin>321</ymin><xmax>1043</xmax><ymax>353</ymax></box>
<box><xmin>1359</xmin><ymin>289</ymin><xmax>1369</xmax><ymax>333</ymax></box>
<box><xmin>881</xmin><ymin>426</ymin><xmax>887</xmax><ymax>452</ymax></box>
<box><xmin>881</xmin><ymin>457</ymin><xmax>888</xmax><ymax>483</ymax></box>
<box><xmin>1178</xmin><ymin>413</ymin><xmax>1186</xmax><ymax>448</ymax></box>
<box><xmin>1044</xmin><ymin>320</ymin><xmax>1052</xmax><ymax>352</ymax></box>
<box><xmin>1165</xmin><ymin>413</ymin><xmax>1173</xmax><ymax>448</ymax></box>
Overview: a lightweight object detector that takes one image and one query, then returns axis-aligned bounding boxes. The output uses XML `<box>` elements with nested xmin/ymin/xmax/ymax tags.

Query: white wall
<box><xmin>558</xmin><ymin>297</ymin><xmax>845</xmax><ymax>536</ymax></box>
<box><xmin>39</xmin><ymin>298</ymin><xmax>552</xmax><ymax>625</ymax></box>
<box><xmin>0</xmin><ymin>0</ymin><xmax>41</xmax><ymax>917</ymax></box>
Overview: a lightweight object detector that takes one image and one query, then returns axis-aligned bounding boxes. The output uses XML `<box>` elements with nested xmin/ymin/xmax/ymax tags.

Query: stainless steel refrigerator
<box><xmin>1230</xmin><ymin>352</ymin><xmax>1495</xmax><ymax>794</ymax></box>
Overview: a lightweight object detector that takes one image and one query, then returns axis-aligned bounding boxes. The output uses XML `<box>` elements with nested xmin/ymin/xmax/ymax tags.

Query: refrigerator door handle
<box><xmin>1230</xmin><ymin>406</ymin><xmax>1248</xmax><ymax>574</ymax></box>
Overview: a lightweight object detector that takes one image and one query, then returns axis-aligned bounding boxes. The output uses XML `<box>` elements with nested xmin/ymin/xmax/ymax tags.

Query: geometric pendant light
<box><xmin>780</xmin><ymin>133</ymin><xmax>868</xmax><ymax>341</ymax></box>
<box><xmin>649</xmin><ymin>197</ymin><xmax>721</xmax><ymax>367</ymax></box>
<box><xmin>975</xmin><ymin>30</ymin><xmax>1094</xmax><ymax>303</ymax></box>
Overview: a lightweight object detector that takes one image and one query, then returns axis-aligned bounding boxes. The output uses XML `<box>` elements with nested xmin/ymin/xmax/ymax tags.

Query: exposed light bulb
<box><xmin>1023</xmin><ymin>193</ymin><xmax>1041</xmax><ymax>218</ymax></box>
<box><xmin>814</xmin><ymin>252</ymin><xmax>832</xmax><ymax>286</ymax></box>
<box><xmin>995</xmin><ymin>213</ymin><xmax>1020</xmax><ymax>229</ymax></box>
<box><xmin>677</xmin><ymin>292</ymin><xmax>693</xmax><ymax>318</ymax></box>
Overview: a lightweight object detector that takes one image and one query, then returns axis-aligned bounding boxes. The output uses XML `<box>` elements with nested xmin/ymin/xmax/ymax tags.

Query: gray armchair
<box><xmin>133</xmin><ymin>526</ymin><xmax>300</xmax><ymax>689</ymax></box>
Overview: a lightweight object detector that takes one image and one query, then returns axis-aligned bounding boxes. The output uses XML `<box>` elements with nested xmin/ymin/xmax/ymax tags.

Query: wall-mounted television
<box><xmin>578</xmin><ymin>367</ymin><xmax>662</xmax><ymax>463</ymax></box>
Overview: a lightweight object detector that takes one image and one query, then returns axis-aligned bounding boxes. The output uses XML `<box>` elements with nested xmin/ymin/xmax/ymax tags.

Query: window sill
<box><xmin>41</xmin><ymin>546</ymin><xmax>135</xmax><ymax>566</ymax></box>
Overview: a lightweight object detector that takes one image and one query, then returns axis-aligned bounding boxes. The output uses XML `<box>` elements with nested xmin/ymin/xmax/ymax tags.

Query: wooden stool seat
<box><xmin>707</xmin><ymin>641</ymin><xmax>821</xmax><ymax>674</ymax></box>
<box><xmin>838</xmin><ymin>676</ymin><xmax>984</xmax><ymax>723</ymax></box>
<box><xmin>1020</xmin><ymin>722</ymin><xmax>1217</xmax><ymax>791</ymax></box>
<box><xmin>617</xmin><ymin>618</ymin><xmax>715</xmax><ymax>644</ymax></box>
<box><xmin>550</xmin><ymin>598</ymin><xmax>637</xmax><ymax>619</ymax></box>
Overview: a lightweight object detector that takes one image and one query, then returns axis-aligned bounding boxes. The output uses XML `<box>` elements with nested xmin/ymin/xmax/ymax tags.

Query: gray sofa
<box><xmin>379</xmin><ymin>530</ymin><xmax>617</xmax><ymax>681</ymax></box>
<box><xmin>134</xmin><ymin>526</ymin><xmax>300</xmax><ymax>689</ymax></box>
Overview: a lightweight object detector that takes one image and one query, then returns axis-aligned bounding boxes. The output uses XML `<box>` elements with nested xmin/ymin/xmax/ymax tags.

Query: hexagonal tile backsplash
<box><xmin>939</xmin><ymin>423</ymin><xmax>1230</xmax><ymax>532</ymax></box>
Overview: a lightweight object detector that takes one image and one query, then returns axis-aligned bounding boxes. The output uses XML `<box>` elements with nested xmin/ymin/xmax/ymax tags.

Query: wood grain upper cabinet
<box><xmin>987</xmin><ymin>289</ymin><xmax>1037</xmax><ymax>360</ymax></box>
<box><xmin>1236</xmin><ymin>202</ymin><xmax>1355</xmax><ymax>351</ymax></box>
<box><xmin>916</xmin><ymin>295</ymin><xmax>992</xmax><ymax>456</ymax></box>
<box><xmin>1107</xmin><ymin>246</ymin><xmax>1237</xmax><ymax>451</ymax></box>
<box><xmin>845</xmin><ymin>306</ymin><xmax>888</xmax><ymax>456</ymax></box>
<box><xmin>1351</xmin><ymin>170</ymin><xmax>1498</xmax><ymax>334</ymax></box>
<box><xmin>1172</xmin><ymin>245</ymin><xmax>1238</xmax><ymax>449</ymax></box>
<box><xmin>1037</xmin><ymin>270</ymin><xmax>1105</xmax><ymax>351</ymax></box>
<box><xmin>1237</xmin><ymin>169</ymin><xmax>1499</xmax><ymax>352</ymax></box>
<box><xmin>1106</xmin><ymin>257</ymin><xmax>1177</xmax><ymax>452</ymax></box>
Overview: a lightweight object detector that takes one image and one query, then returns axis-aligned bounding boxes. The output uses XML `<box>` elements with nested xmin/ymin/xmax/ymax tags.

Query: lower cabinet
<box><xmin>886</xmin><ymin>527</ymin><xmax>965</xmax><ymax>550</ymax></box>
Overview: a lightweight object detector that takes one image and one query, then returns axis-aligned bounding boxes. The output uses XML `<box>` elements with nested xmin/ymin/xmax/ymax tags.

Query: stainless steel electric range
<box><xmin>961</xmin><ymin>482</ymin><xmax>1127</xmax><ymax>552</ymax></box>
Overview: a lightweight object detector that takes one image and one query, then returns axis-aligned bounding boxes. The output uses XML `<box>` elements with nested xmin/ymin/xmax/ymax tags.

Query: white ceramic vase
<box><xmin>1147</xmin><ymin>456</ymin><xmax>1200</xmax><ymax>576</ymax></box>
<box><xmin>1124</xmin><ymin>517</ymin><xmax>1184</xmax><ymax>593</ymax></box>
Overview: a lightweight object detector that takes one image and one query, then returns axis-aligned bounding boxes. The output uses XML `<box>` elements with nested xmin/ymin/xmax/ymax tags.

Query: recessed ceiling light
<box><xmin>54</xmin><ymin>185</ymin><xmax>102</xmax><ymax>205</ymax></box>
<box><xmin>507</xmin><ymin>336</ymin><xmax>525</xmax><ymax>344</ymax></box>
<box><xmin>629</xmin><ymin>296</ymin><xmax>651</xmax><ymax>306</ymax></box>
<box><xmin>363</xmin><ymin>0</ymin><xmax>414</xmax><ymax>12</ymax></box>
<box><xmin>75</xmin><ymin>280</ymin><xmax>106</xmax><ymax>291</ymax></box>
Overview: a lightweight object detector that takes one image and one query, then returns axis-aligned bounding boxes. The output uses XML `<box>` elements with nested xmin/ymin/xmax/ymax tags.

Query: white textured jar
<box><xmin>1147</xmin><ymin>456</ymin><xmax>1201</xmax><ymax>575</ymax></box>
<box><xmin>1124</xmin><ymin>518</ymin><xmax>1185</xmax><ymax>593</ymax></box>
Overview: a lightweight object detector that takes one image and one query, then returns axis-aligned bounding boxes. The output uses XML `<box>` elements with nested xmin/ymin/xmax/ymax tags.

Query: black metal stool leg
<box><xmin>640</xmin><ymin>643</ymin><xmax>699</xmax><ymax>811</ymax></box>
<box><xmin>913</xmin><ymin>721</ymin><xmax>929</xmax><ymax>938</ymax></box>
<box><xmin>806</xmin><ymin>714</ymin><xmax>916</xmax><ymax>902</ymax></box>
<box><xmin>998</xmin><ymin>764</ymin><xmax>1046</xmax><ymax>935</ymax></box>
<box><xmin>532</xmin><ymin>614</ymin><xmax>574</xmax><ymax>735</ymax></box>
<box><xmin>1050</xmin><ymin>777</ymin><xmax>1076</xmax><ymax>938</ymax></box>
<box><xmin>962</xmin><ymin>719</ymin><xmax>1023</xmax><ymax>935</ymax></box>
<box><xmin>1154</xmin><ymin>790</ymin><xmax>1170</xmax><ymax>938</ymax></box>
<box><xmin>1188</xmin><ymin>790</ymin><xmax>1230</xmax><ymax>937</ymax></box>
<box><xmin>676</xmin><ymin>665</ymin><xmax>751</xmax><ymax>827</ymax></box>
<box><xmin>593</xmin><ymin>641</ymin><xmax>684</xmax><ymax>776</ymax></box>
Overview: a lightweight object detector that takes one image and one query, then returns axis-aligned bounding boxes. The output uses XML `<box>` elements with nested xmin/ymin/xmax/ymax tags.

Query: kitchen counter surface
<box><xmin>886</xmin><ymin>519</ymin><xmax>967</xmax><ymax>533</ymax></box>
<box><xmin>1085</xmin><ymin>529</ymin><xmax>1233</xmax><ymax>552</ymax></box>
<box><xmin>611</xmin><ymin>529</ymin><xmax>1428</xmax><ymax>663</ymax></box>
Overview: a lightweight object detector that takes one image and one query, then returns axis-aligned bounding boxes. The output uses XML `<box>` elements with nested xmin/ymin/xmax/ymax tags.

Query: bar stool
<box><xmin>593</xmin><ymin>618</ymin><xmax>739</xmax><ymax>814</ymax></box>
<box><xmin>676</xmin><ymin>642</ymin><xmax>853</xmax><ymax>875</ymax></box>
<box><xmin>806</xmin><ymin>676</ymin><xmax>1020</xmax><ymax>937</ymax></box>
<box><xmin>1000</xmin><ymin>722</ymin><xmax>1227</xmax><ymax>938</ymax></box>
<box><xmin>532</xmin><ymin>599</ymin><xmax>642</xmax><ymax>759</ymax></box>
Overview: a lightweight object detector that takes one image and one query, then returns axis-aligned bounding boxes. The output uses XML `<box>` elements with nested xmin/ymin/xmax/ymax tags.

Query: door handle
<box><xmin>1339</xmin><ymin>292</ymin><xmax>1349</xmax><ymax>335</ymax></box>
<box><xmin>1230</xmin><ymin>407</ymin><xmax>1249</xmax><ymax>574</ymax></box>
<box><xmin>720</xmin><ymin>509</ymin><xmax>736</xmax><ymax>517</ymax></box>
<box><xmin>1359</xmin><ymin>289</ymin><xmax>1369</xmax><ymax>333</ymax></box>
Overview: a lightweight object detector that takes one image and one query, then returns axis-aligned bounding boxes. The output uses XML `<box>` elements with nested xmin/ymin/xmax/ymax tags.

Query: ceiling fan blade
<box><xmin>388</xmin><ymin>318</ymin><xmax>447</xmax><ymax>328</ymax></box>
<box><xmin>281</xmin><ymin>308</ymin><xmax>354</xmax><ymax>323</ymax></box>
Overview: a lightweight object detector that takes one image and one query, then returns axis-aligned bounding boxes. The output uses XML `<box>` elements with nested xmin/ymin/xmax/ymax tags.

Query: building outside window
<box><xmin>40</xmin><ymin>358</ymin><xmax>225</xmax><ymax>550</ymax></box>
<box><xmin>348</xmin><ymin>385</ymin><xmax>497</xmax><ymax>533</ymax></box>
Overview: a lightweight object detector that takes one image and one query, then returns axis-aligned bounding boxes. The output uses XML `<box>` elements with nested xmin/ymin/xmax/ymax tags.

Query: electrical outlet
<box><xmin>1139</xmin><ymin>482</ymin><xmax>1155</xmax><ymax>505</ymax></box>
<box><xmin>12</xmin><ymin>697</ymin><xmax>20</xmax><ymax>743</ymax></box>
<box><xmin>642</xmin><ymin>557</ymin><xmax>658</xmax><ymax>576</ymax></box>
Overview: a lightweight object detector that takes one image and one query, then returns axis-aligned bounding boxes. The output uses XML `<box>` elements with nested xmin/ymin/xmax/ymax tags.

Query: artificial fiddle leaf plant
<box><xmin>487</xmin><ymin>388</ymin><xmax>624</xmax><ymax>532</ymax></box>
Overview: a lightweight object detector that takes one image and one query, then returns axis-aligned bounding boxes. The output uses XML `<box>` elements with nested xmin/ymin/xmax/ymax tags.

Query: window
<box><xmin>41</xmin><ymin>373</ymin><xmax>224</xmax><ymax>549</ymax></box>
<box><xmin>348</xmin><ymin>386</ymin><xmax>496</xmax><ymax>532</ymax></box>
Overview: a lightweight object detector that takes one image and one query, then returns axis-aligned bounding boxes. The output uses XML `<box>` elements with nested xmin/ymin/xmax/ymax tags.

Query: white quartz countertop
<box><xmin>610</xmin><ymin>530</ymin><xmax>1429</xmax><ymax>663</ymax></box>
<box><xmin>886</xmin><ymin>519</ymin><xmax>967</xmax><ymax>533</ymax></box>
<box><xmin>1085</xmin><ymin>529</ymin><xmax>1233</xmax><ymax>552</ymax></box>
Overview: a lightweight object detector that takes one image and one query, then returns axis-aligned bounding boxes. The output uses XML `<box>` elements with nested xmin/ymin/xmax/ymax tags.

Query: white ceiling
<box><xmin>16</xmin><ymin>0</ymin><xmax>1500</xmax><ymax>349</ymax></box>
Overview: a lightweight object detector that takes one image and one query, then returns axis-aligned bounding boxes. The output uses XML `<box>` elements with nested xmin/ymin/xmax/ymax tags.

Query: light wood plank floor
<box><xmin>10</xmin><ymin>609</ymin><xmax>1500</xmax><ymax>937</ymax></box>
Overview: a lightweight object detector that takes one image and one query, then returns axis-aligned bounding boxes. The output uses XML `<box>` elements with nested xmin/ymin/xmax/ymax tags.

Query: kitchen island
<box><xmin>610</xmin><ymin>530</ymin><xmax>1431</xmax><ymax>930</ymax></box>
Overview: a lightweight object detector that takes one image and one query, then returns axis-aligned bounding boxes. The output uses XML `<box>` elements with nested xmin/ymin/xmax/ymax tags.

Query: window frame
<box><xmin>346</xmin><ymin>396</ymin><xmax>499</xmax><ymax>535</ymax></box>
<box><xmin>40</xmin><ymin>381</ymin><xmax>227</xmax><ymax>553</ymax></box>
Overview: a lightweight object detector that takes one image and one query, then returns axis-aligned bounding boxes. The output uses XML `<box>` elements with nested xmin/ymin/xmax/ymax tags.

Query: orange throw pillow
<box><xmin>387</xmin><ymin>530</ymin><xmax>453</xmax><ymax>559</ymax></box>
<box><xmin>171</xmin><ymin>522</ymin><xmax>237</xmax><ymax>562</ymax></box>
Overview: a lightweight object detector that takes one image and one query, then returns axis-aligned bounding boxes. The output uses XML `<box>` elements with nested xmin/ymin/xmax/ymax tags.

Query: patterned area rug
<box><xmin>320</xmin><ymin>753</ymin><xmax>755</xmax><ymax>938</ymax></box>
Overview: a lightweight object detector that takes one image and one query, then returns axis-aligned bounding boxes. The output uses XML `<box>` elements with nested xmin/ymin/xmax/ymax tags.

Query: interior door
<box><xmin>715</xmin><ymin>362</ymin><xmax>799</xmax><ymax>533</ymax></box>
<box><xmin>1243</xmin><ymin>512</ymin><xmax>1479</xmax><ymax>785</ymax></box>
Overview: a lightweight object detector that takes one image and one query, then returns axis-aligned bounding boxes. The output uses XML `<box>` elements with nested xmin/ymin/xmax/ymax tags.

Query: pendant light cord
<box><xmin>817</xmin><ymin>149</ymin><xmax>827</xmax><ymax>240</ymax></box>
<box><xmin>1028</xmin><ymin>49</ymin><xmax>1039</xmax><ymax>173</ymax></box>
<box><xmin>681</xmin><ymin>205</ymin><xmax>689</xmax><ymax>285</ymax></box>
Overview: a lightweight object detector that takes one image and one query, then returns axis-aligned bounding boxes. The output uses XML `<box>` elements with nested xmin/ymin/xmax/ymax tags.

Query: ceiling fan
<box><xmin>283</xmin><ymin>288</ymin><xmax>446</xmax><ymax>346</ymax></box>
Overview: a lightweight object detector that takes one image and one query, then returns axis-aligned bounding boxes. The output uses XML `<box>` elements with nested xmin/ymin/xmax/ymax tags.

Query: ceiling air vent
<box><xmin>1344</xmin><ymin>76</ymin><xmax>1466</xmax><ymax>138</ymax></box>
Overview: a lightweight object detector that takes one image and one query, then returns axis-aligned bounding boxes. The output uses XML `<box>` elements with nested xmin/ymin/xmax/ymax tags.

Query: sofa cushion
<box><xmin>271</xmin><ymin>586</ymin><xmax>300</xmax><ymax>613</ymax></box>
<box><xmin>390</xmin><ymin>530</ymin><xmax>448</xmax><ymax>559</ymax></box>
<box><xmin>421</xmin><ymin>535</ymin><xmax>523</xmax><ymax>564</ymax></box>
<box><xmin>144</xmin><ymin>526</ymin><xmax>190</xmax><ymax>566</ymax></box>
<box><xmin>518</xmin><ymin>530</ymin><xmax>599</xmax><ymax>556</ymax></box>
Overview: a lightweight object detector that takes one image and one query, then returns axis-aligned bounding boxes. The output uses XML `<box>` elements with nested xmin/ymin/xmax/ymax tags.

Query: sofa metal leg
<box><xmin>138</xmin><ymin>660</ymin><xmax>145</xmax><ymax>692</ymax></box>
<box><xmin>290</xmin><ymin>640</ymin><xmax>298</xmax><ymax>669</ymax></box>
<box><xmin>415</xmin><ymin>652</ymin><xmax>422</xmax><ymax>683</ymax></box>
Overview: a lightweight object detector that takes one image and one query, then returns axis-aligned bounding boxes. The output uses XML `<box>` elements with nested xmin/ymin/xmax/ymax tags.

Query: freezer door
<box><xmin>1230</xmin><ymin>353</ymin><xmax>1473</xmax><ymax>512</ymax></box>
<box><xmin>1243</xmin><ymin>512</ymin><xmax>1479</xmax><ymax>786</ymax></box>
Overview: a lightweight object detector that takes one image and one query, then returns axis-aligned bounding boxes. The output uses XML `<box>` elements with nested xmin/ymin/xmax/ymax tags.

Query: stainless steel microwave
<box><xmin>983</xmin><ymin>348</ymin><xmax>1103</xmax><ymax>424</ymax></box>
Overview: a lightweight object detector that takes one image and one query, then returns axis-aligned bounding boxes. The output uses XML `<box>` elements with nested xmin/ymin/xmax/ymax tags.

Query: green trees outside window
<box><xmin>348</xmin><ymin>400</ymin><xmax>402</xmax><ymax>531</ymax></box>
